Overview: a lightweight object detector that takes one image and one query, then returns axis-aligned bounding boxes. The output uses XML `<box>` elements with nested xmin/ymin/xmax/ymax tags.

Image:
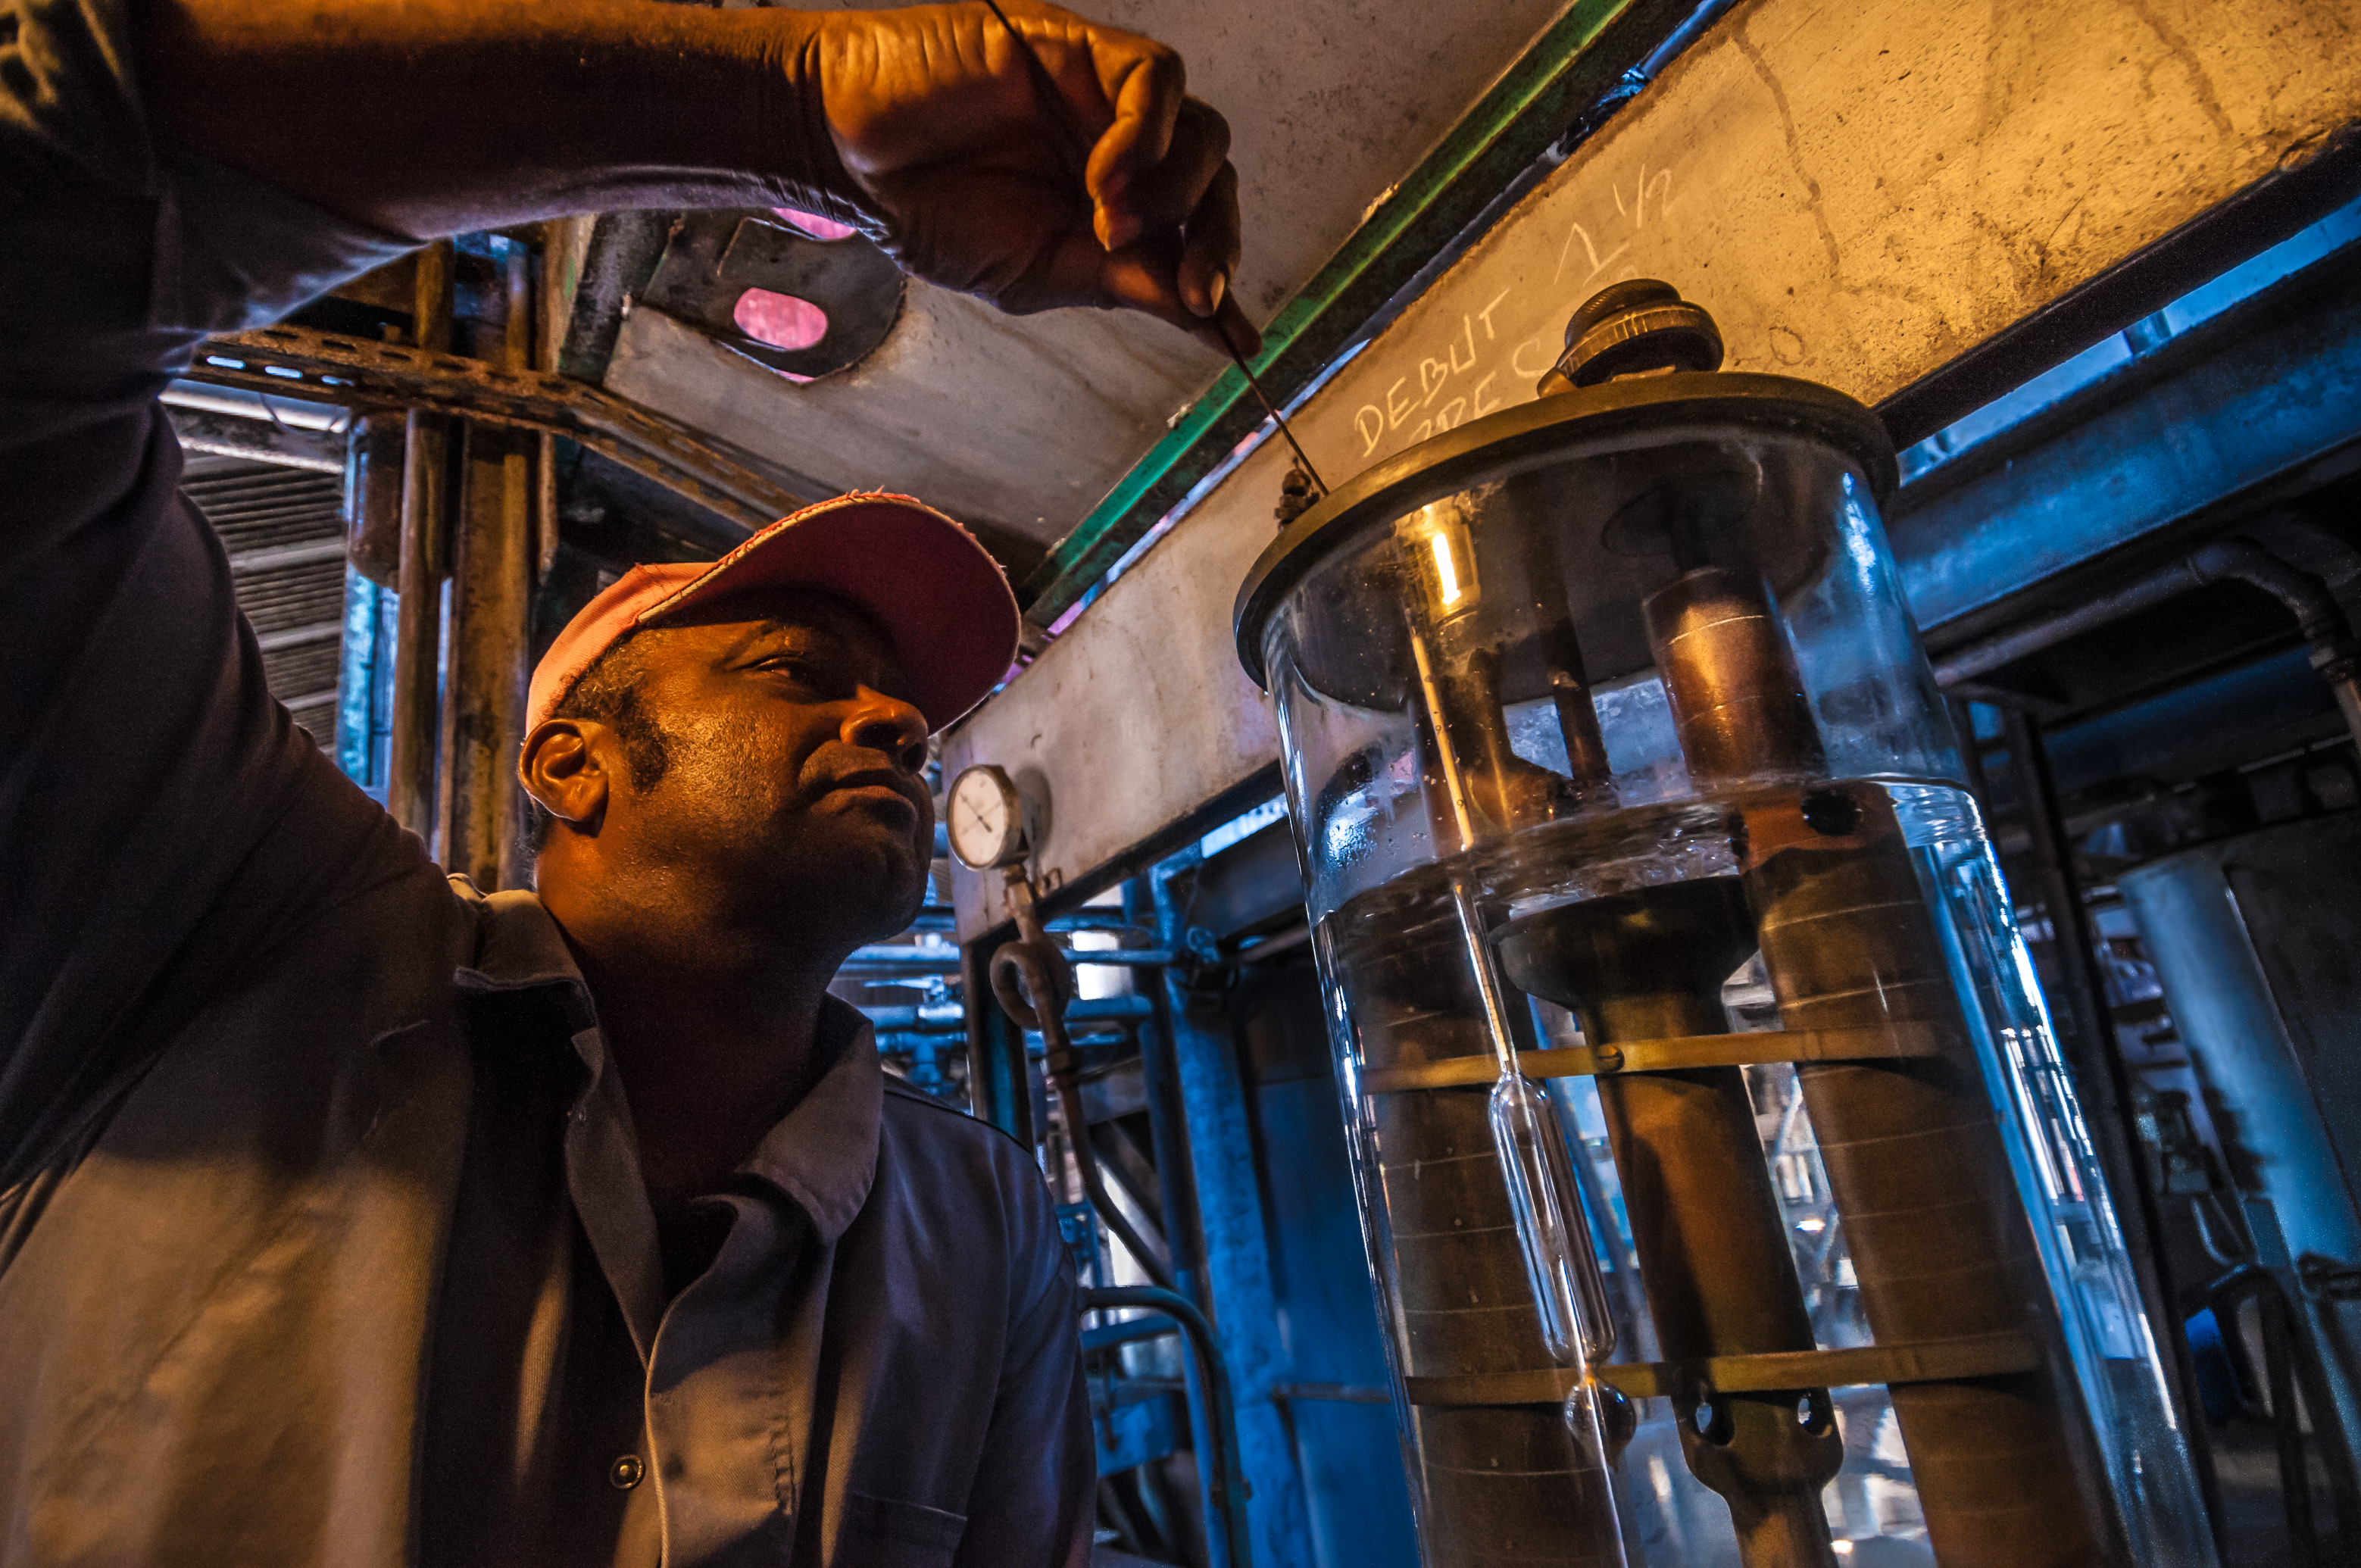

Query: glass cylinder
<box><xmin>1235</xmin><ymin>289</ymin><xmax>2216</xmax><ymax>1568</ymax></box>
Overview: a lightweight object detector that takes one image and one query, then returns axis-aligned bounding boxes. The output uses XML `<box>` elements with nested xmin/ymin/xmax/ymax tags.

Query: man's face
<box><xmin>556</xmin><ymin>587</ymin><xmax>935</xmax><ymax>951</ymax></box>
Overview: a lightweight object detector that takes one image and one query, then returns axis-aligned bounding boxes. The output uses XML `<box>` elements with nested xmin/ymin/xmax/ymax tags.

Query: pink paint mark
<box><xmin>772</xmin><ymin>206</ymin><xmax>859</xmax><ymax>242</ymax></box>
<box><xmin>732</xmin><ymin>288</ymin><xmax>829</xmax><ymax>352</ymax></box>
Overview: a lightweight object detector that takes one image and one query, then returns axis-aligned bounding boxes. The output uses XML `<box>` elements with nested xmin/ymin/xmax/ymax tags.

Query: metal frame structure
<box><xmin>182</xmin><ymin>321</ymin><xmax>804</xmax><ymax>533</ymax></box>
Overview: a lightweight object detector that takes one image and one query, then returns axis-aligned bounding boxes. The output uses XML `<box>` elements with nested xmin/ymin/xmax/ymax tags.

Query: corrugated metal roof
<box><xmin>183</xmin><ymin>454</ymin><xmax>349</xmax><ymax>745</ymax></box>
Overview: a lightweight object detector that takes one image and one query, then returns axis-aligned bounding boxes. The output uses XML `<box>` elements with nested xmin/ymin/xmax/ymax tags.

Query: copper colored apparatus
<box><xmin>1647</xmin><ymin>564</ymin><xmax>2110</xmax><ymax>1566</ymax></box>
<box><xmin>1497</xmin><ymin>878</ymin><xmax>1844</xmax><ymax>1568</ymax></box>
<box><xmin>1340</xmin><ymin>939</ymin><xmax>1629</xmax><ymax>1568</ymax></box>
<box><xmin>1501</xmin><ymin>295</ymin><xmax>2106</xmax><ymax>1564</ymax></box>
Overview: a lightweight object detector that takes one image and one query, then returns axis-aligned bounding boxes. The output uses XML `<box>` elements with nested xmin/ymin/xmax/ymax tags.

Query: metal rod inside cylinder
<box><xmin>1744</xmin><ymin>796</ymin><xmax>2111</xmax><ymax>1566</ymax></box>
<box><xmin>1643</xmin><ymin>564</ymin><xmax>2117</xmax><ymax>1565</ymax></box>
<box><xmin>1644</xmin><ymin>567</ymin><xmax>1823</xmax><ymax>782</ymax></box>
<box><xmin>1407</xmin><ymin>623</ymin><xmax>1483</xmax><ymax>854</ymax></box>
<box><xmin>1499</xmin><ymin>880</ymin><xmax>1839</xmax><ymax>1568</ymax></box>
<box><xmin>1407</xmin><ymin>619</ymin><xmax>1533</xmax><ymax>1085</ymax></box>
<box><xmin>1518</xmin><ymin>526</ymin><xmax>1613</xmax><ymax>801</ymax></box>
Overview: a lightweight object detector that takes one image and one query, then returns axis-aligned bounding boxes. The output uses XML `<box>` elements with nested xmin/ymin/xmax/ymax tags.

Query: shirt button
<box><xmin>609</xmin><ymin>1454</ymin><xmax>645</xmax><ymax>1490</ymax></box>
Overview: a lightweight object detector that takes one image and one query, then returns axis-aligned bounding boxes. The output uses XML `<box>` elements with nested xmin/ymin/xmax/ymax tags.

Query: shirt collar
<box><xmin>451</xmin><ymin>885</ymin><xmax>885</xmax><ymax>1245</ymax></box>
<box><xmin>736</xmin><ymin>996</ymin><xmax>883</xmax><ymax>1246</ymax></box>
<box><xmin>449</xmin><ymin>884</ymin><xmax>594</xmax><ymax>1008</ymax></box>
<box><xmin>448</xmin><ymin>886</ymin><xmax>611</xmax><ymax>1120</ymax></box>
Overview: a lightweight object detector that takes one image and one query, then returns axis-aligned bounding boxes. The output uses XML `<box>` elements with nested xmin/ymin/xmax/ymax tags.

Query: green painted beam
<box><xmin>1019</xmin><ymin>0</ymin><xmax>1705</xmax><ymax>620</ymax></box>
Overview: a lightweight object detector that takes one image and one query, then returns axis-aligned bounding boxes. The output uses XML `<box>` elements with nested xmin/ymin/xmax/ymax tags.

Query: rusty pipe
<box><xmin>1644</xmin><ymin>565</ymin><xmax>2116</xmax><ymax>1564</ymax></box>
<box><xmin>387</xmin><ymin>239</ymin><xmax>455</xmax><ymax>844</ymax></box>
<box><xmin>438</xmin><ymin>241</ymin><xmax>536</xmax><ymax>891</ymax></box>
<box><xmin>1743</xmin><ymin>789</ymin><xmax>2113</xmax><ymax>1567</ymax></box>
<box><xmin>1341</xmin><ymin>921</ymin><xmax>1629</xmax><ymax>1567</ymax></box>
<box><xmin>1644</xmin><ymin>566</ymin><xmax>1824</xmax><ymax>787</ymax></box>
<box><xmin>988</xmin><ymin>873</ymin><xmax>1173</xmax><ymax>1290</ymax></box>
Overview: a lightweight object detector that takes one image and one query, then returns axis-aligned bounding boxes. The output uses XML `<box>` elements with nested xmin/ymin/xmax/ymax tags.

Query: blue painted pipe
<box><xmin>1082</xmin><ymin>1285</ymin><xmax>1253</xmax><ymax>1568</ymax></box>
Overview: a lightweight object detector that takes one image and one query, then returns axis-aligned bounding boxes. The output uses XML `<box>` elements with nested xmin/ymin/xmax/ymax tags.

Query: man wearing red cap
<box><xmin>0</xmin><ymin>1</ymin><xmax>1250</xmax><ymax>1563</ymax></box>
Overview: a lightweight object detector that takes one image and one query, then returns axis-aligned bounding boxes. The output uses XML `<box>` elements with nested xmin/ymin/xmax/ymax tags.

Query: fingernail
<box><xmin>1202</xmin><ymin>270</ymin><xmax>1226</xmax><ymax>316</ymax></box>
<box><xmin>1102</xmin><ymin>211</ymin><xmax>1141</xmax><ymax>250</ymax></box>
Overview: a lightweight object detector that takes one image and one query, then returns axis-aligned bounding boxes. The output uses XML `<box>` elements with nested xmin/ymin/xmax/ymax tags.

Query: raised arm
<box><xmin>133</xmin><ymin>0</ymin><xmax>1254</xmax><ymax>350</ymax></box>
<box><xmin>0</xmin><ymin>0</ymin><xmax>1251</xmax><ymax>1179</ymax></box>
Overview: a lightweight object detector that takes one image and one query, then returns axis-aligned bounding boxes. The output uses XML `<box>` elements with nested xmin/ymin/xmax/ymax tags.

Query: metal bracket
<box><xmin>183</xmin><ymin>324</ymin><xmax>807</xmax><ymax>533</ymax></box>
<box><xmin>1402</xmin><ymin>1329</ymin><xmax>2043</xmax><ymax>1407</ymax></box>
<box><xmin>1358</xmin><ymin>1020</ymin><xmax>1947</xmax><ymax>1095</ymax></box>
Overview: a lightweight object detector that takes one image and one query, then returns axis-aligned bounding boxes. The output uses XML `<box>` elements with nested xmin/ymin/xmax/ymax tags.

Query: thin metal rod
<box><xmin>1083</xmin><ymin>1285</ymin><xmax>1255</xmax><ymax>1568</ymax></box>
<box><xmin>979</xmin><ymin>0</ymin><xmax>1325</xmax><ymax>495</ymax></box>
<box><xmin>991</xmin><ymin>871</ymin><xmax>1176</xmax><ymax>1288</ymax></box>
<box><xmin>1215</xmin><ymin>314</ymin><xmax>1327</xmax><ymax>494</ymax></box>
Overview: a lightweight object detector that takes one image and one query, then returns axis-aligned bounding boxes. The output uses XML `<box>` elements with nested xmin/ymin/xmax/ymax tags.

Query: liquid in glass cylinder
<box><xmin>1313</xmin><ymin>782</ymin><xmax>2213</xmax><ymax>1567</ymax></box>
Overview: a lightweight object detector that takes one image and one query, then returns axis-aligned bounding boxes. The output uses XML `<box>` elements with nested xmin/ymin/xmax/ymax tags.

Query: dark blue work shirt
<box><xmin>0</xmin><ymin>1</ymin><xmax>1092</xmax><ymax>1561</ymax></box>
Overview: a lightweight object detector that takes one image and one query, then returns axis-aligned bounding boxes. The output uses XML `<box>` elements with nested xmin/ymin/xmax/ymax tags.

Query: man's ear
<box><xmin>520</xmin><ymin>719</ymin><xmax>610</xmax><ymax>836</ymax></box>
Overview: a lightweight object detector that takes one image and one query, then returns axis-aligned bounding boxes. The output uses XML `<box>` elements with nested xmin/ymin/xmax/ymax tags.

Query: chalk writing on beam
<box><xmin>1352</xmin><ymin>286</ymin><xmax>1514</xmax><ymax>455</ymax></box>
<box><xmin>1348</xmin><ymin>162</ymin><xmax>1680</xmax><ymax>461</ymax></box>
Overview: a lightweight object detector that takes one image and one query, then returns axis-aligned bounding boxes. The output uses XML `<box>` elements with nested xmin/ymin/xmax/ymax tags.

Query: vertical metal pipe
<box><xmin>1497</xmin><ymin>879</ymin><xmax>1841</xmax><ymax>1568</ymax></box>
<box><xmin>1644</xmin><ymin>565</ymin><xmax>2113</xmax><ymax>1563</ymax></box>
<box><xmin>535</xmin><ymin>433</ymin><xmax>560</xmax><ymax>586</ymax></box>
<box><xmin>439</xmin><ymin>242</ymin><xmax>537</xmax><ymax>892</ymax></box>
<box><xmin>1999</xmin><ymin>704</ymin><xmax>2222</xmax><ymax>1542</ymax></box>
<box><xmin>1137</xmin><ymin>945</ymin><xmax>1226</xmax><ymax>1568</ymax></box>
<box><xmin>388</xmin><ymin>239</ymin><xmax>454</xmax><ymax>844</ymax></box>
<box><xmin>1519</xmin><ymin>527</ymin><xmax>1613</xmax><ymax>803</ymax></box>
<box><xmin>1644</xmin><ymin>567</ymin><xmax>1822</xmax><ymax>782</ymax></box>
<box><xmin>1149</xmin><ymin>948</ymin><xmax>1316</xmax><ymax>1565</ymax></box>
<box><xmin>961</xmin><ymin>934</ymin><xmax>1037</xmax><ymax>1146</ymax></box>
<box><xmin>343</xmin><ymin>411</ymin><xmax>406</xmax><ymax>589</ymax></box>
<box><xmin>501</xmin><ymin>244</ymin><xmax>541</xmax><ymax>888</ymax></box>
<box><xmin>533</xmin><ymin>220</ymin><xmax>570</xmax><ymax>584</ymax></box>
<box><xmin>1744</xmin><ymin>792</ymin><xmax>2113</xmax><ymax>1568</ymax></box>
<box><xmin>1082</xmin><ymin>1285</ymin><xmax>1258</xmax><ymax>1568</ymax></box>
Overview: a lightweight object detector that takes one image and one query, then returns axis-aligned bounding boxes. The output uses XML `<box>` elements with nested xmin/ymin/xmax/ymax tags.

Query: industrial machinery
<box><xmin>2119</xmin><ymin>811</ymin><xmax>2361</xmax><ymax>1524</ymax></box>
<box><xmin>1232</xmin><ymin>281</ymin><xmax>2219</xmax><ymax>1566</ymax></box>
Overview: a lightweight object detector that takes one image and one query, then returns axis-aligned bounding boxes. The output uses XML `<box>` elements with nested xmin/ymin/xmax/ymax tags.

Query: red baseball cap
<box><xmin>527</xmin><ymin>492</ymin><xmax>1020</xmax><ymax>737</ymax></box>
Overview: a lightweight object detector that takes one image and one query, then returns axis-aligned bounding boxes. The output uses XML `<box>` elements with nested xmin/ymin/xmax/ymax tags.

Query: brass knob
<box><xmin>1538</xmin><ymin>279</ymin><xmax>1724</xmax><ymax>395</ymax></box>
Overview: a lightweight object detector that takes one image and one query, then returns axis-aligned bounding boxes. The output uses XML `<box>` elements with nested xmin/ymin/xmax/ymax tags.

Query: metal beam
<box><xmin>183</xmin><ymin>322</ymin><xmax>804</xmax><ymax>534</ymax></box>
<box><xmin>1894</xmin><ymin>254</ymin><xmax>2361</xmax><ymax>641</ymax></box>
<box><xmin>1147</xmin><ymin>865</ymin><xmax>1316</xmax><ymax>1568</ymax></box>
<box><xmin>255</xmin><ymin>621</ymin><xmax>342</xmax><ymax>654</ymax></box>
<box><xmin>946</xmin><ymin>0</ymin><xmax>2361</xmax><ymax>942</ymax></box>
<box><xmin>164</xmin><ymin>408</ymin><xmax>345</xmax><ymax>473</ymax></box>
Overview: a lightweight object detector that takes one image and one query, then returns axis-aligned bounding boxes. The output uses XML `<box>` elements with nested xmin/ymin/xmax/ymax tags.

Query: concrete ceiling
<box><xmin>602</xmin><ymin>0</ymin><xmax>1574</xmax><ymax>545</ymax></box>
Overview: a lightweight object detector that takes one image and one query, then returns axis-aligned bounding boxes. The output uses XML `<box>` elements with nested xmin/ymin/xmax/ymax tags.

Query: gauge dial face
<box><xmin>947</xmin><ymin>764</ymin><xmax>1024</xmax><ymax>870</ymax></box>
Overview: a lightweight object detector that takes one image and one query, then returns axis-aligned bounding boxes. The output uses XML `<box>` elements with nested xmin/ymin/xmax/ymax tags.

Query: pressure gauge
<box><xmin>945</xmin><ymin>764</ymin><xmax>1029</xmax><ymax>870</ymax></box>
